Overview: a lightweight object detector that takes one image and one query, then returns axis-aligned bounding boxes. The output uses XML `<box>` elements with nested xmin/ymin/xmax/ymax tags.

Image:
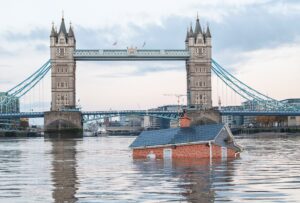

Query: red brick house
<box><xmin>130</xmin><ymin>114</ymin><xmax>242</xmax><ymax>160</ymax></box>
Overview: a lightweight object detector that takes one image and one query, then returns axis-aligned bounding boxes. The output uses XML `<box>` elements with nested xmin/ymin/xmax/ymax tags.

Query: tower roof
<box><xmin>58</xmin><ymin>17</ymin><xmax>67</xmax><ymax>36</ymax></box>
<box><xmin>68</xmin><ymin>25</ymin><xmax>75</xmax><ymax>38</ymax></box>
<box><xmin>50</xmin><ymin>23</ymin><xmax>57</xmax><ymax>37</ymax></box>
<box><xmin>185</xmin><ymin>27</ymin><xmax>189</xmax><ymax>42</ymax></box>
<box><xmin>206</xmin><ymin>24</ymin><xmax>211</xmax><ymax>38</ymax></box>
<box><xmin>188</xmin><ymin>24</ymin><xmax>194</xmax><ymax>38</ymax></box>
<box><xmin>194</xmin><ymin>16</ymin><xmax>202</xmax><ymax>35</ymax></box>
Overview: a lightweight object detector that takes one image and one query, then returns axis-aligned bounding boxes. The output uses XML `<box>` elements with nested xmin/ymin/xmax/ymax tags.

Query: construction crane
<box><xmin>163</xmin><ymin>94</ymin><xmax>186</xmax><ymax>119</ymax></box>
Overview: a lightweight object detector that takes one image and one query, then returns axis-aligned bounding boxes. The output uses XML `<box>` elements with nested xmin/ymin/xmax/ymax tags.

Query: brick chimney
<box><xmin>179</xmin><ymin>110</ymin><xmax>191</xmax><ymax>128</ymax></box>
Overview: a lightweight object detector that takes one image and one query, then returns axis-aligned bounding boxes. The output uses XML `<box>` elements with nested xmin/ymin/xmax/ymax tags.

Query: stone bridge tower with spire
<box><xmin>185</xmin><ymin>16</ymin><xmax>212</xmax><ymax>110</ymax></box>
<box><xmin>44</xmin><ymin>16</ymin><xmax>82</xmax><ymax>136</ymax></box>
<box><xmin>185</xmin><ymin>16</ymin><xmax>220</xmax><ymax>124</ymax></box>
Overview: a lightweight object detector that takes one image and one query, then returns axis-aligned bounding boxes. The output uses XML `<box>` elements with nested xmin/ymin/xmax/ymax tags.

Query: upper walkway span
<box><xmin>73</xmin><ymin>49</ymin><xmax>190</xmax><ymax>61</ymax></box>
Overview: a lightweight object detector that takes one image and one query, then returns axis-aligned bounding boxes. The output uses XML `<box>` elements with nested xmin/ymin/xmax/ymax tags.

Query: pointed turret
<box><xmin>58</xmin><ymin>17</ymin><xmax>67</xmax><ymax>36</ymax></box>
<box><xmin>194</xmin><ymin>15</ymin><xmax>202</xmax><ymax>35</ymax></box>
<box><xmin>68</xmin><ymin>25</ymin><xmax>75</xmax><ymax>38</ymax></box>
<box><xmin>189</xmin><ymin>24</ymin><xmax>194</xmax><ymax>38</ymax></box>
<box><xmin>50</xmin><ymin>23</ymin><xmax>57</xmax><ymax>37</ymax></box>
<box><xmin>185</xmin><ymin>27</ymin><xmax>189</xmax><ymax>42</ymax></box>
<box><xmin>206</xmin><ymin>24</ymin><xmax>211</xmax><ymax>38</ymax></box>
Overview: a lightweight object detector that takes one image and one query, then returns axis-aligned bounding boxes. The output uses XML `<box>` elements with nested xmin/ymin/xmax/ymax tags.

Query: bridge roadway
<box><xmin>1</xmin><ymin>110</ymin><xmax>300</xmax><ymax>120</ymax></box>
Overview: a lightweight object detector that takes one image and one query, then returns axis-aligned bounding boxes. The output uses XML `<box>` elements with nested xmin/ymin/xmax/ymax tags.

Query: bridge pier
<box><xmin>44</xmin><ymin>111</ymin><xmax>83</xmax><ymax>137</ymax></box>
<box><xmin>186</xmin><ymin>109</ymin><xmax>221</xmax><ymax>125</ymax></box>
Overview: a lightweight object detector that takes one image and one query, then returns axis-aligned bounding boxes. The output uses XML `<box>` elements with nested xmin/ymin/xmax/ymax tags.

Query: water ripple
<box><xmin>0</xmin><ymin>135</ymin><xmax>299</xmax><ymax>202</ymax></box>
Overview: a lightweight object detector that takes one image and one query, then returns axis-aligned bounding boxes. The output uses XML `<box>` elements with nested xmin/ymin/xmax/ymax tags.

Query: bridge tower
<box><xmin>185</xmin><ymin>17</ymin><xmax>220</xmax><ymax>124</ymax></box>
<box><xmin>186</xmin><ymin>16</ymin><xmax>212</xmax><ymax>110</ymax></box>
<box><xmin>44</xmin><ymin>17</ymin><xmax>82</xmax><ymax>136</ymax></box>
<box><xmin>50</xmin><ymin>17</ymin><xmax>76</xmax><ymax>111</ymax></box>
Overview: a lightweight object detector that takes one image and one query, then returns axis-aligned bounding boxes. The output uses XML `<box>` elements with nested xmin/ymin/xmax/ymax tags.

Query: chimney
<box><xmin>179</xmin><ymin>110</ymin><xmax>191</xmax><ymax>128</ymax></box>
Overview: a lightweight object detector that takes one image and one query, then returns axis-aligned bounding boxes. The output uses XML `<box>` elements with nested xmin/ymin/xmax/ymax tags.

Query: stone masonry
<box><xmin>185</xmin><ymin>17</ymin><xmax>212</xmax><ymax>110</ymax></box>
<box><xmin>44</xmin><ymin>17</ymin><xmax>82</xmax><ymax>133</ymax></box>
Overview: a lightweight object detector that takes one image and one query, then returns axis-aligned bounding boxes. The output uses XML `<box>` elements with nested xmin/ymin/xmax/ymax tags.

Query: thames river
<box><xmin>0</xmin><ymin>134</ymin><xmax>299</xmax><ymax>202</ymax></box>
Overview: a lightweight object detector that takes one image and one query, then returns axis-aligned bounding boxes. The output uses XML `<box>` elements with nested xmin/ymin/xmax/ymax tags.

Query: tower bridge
<box><xmin>45</xmin><ymin>15</ymin><xmax>213</xmax><ymax>133</ymax></box>
<box><xmin>0</xmin><ymin>15</ymin><xmax>299</xmax><ymax>133</ymax></box>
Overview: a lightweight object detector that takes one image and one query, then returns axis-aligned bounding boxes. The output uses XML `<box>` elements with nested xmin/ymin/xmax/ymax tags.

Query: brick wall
<box><xmin>132</xmin><ymin>143</ymin><xmax>237</xmax><ymax>159</ymax></box>
<box><xmin>227</xmin><ymin>148</ymin><xmax>238</xmax><ymax>158</ymax></box>
<box><xmin>133</xmin><ymin>147</ymin><xmax>164</xmax><ymax>159</ymax></box>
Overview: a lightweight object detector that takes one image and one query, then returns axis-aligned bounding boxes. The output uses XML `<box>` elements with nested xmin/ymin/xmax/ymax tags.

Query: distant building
<box><xmin>144</xmin><ymin>105</ymin><xmax>187</xmax><ymax>130</ymax></box>
<box><xmin>220</xmin><ymin>105</ymin><xmax>244</xmax><ymax>127</ymax></box>
<box><xmin>221</xmin><ymin>115</ymin><xmax>244</xmax><ymax>128</ymax></box>
<box><xmin>0</xmin><ymin>92</ymin><xmax>20</xmax><ymax>129</ymax></box>
<box><xmin>0</xmin><ymin>92</ymin><xmax>20</xmax><ymax>113</ymax></box>
<box><xmin>104</xmin><ymin>115</ymin><xmax>143</xmax><ymax>135</ymax></box>
<box><xmin>120</xmin><ymin>115</ymin><xmax>142</xmax><ymax>127</ymax></box>
<box><xmin>281</xmin><ymin>99</ymin><xmax>300</xmax><ymax>126</ymax></box>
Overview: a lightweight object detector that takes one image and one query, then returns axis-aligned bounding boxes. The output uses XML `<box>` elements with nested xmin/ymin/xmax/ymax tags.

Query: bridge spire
<box><xmin>58</xmin><ymin>16</ymin><xmax>67</xmax><ymax>36</ymax></box>
<box><xmin>194</xmin><ymin>15</ymin><xmax>202</xmax><ymax>35</ymax></box>
<box><xmin>189</xmin><ymin>23</ymin><xmax>193</xmax><ymax>37</ymax></box>
<box><xmin>50</xmin><ymin>22</ymin><xmax>57</xmax><ymax>37</ymax></box>
<box><xmin>68</xmin><ymin>23</ymin><xmax>75</xmax><ymax>38</ymax></box>
<box><xmin>205</xmin><ymin>23</ymin><xmax>211</xmax><ymax>38</ymax></box>
<box><xmin>185</xmin><ymin>27</ymin><xmax>189</xmax><ymax>42</ymax></box>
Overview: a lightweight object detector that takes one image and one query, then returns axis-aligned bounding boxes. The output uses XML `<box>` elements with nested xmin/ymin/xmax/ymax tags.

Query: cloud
<box><xmin>0</xmin><ymin>46</ymin><xmax>14</xmax><ymax>57</ymax></box>
<box><xmin>3</xmin><ymin>28</ymin><xmax>48</xmax><ymax>42</ymax></box>
<box><xmin>0</xmin><ymin>79</ymin><xmax>12</xmax><ymax>85</ymax></box>
<box><xmin>34</xmin><ymin>43</ymin><xmax>48</xmax><ymax>52</ymax></box>
<box><xmin>74</xmin><ymin>15</ymin><xmax>188</xmax><ymax>50</ymax></box>
<box><xmin>96</xmin><ymin>63</ymin><xmax>185</xmax><ymax>78</ymax></box>
<box><xmin>225</xmin><ymin>40</ymin><xmax>300</xmax><ymax>100</ymax></box>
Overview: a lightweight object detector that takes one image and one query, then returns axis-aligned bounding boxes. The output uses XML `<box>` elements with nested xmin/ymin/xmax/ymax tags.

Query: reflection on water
<box><xmin>0</xmin><ymin>135</ymin><xmax>300</xmax><ymax>202</ymax></box>
<box><xmin>49</xmin><ymin>138</ymin><xmax>79</xmax><ymax>203</ymax></box>
<box><xmin>132</xmin><ymin>158</ymin><xmax>236</xmax><ymax>202</ymax></box>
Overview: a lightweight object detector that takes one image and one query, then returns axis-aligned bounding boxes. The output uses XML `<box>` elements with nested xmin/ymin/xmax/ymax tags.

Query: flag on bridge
<box><xmin>142</xmin><ymin>42</ymin><xmax>146</xmax><ymax>48</ymax></box>
<box><xmin>112</xmin><ymin>41</ymin><xmax>118</xmax><ymax>46</ymax></box>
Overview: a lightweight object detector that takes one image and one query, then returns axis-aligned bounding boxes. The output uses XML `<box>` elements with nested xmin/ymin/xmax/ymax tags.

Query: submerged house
<box><xmin>130</xmin><ymin>114</ymin><xmax>242</xmax><ymax>160</ymax></box>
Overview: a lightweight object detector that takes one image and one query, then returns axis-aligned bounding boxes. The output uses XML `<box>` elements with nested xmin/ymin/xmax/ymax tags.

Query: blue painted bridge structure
<box><xmin>1</xmin><ymin>110</ymin><xmax>300</xmax><ymax>122</ymax></box>
<box><xmin>73</xmin><ymin>49</ymin><xmax>190</xmax><ymax>61</ymax></box>
<box><xmin>1</xmin><ymin>50</ymin><xmax>300</xmax><ymax>120</ymax></box>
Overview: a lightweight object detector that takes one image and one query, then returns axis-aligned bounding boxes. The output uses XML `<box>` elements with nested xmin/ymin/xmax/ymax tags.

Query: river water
<box><xmin>0</xmin><ymin>134</ymin><xmax>299</xmax><ymax>203</ymax></box>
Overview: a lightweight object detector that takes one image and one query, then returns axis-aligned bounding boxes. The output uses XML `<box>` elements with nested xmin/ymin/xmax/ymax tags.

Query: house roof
<box><xmin>129</xmin><ymin>124</ymin><xmax>225</xmax><ymax>148</ymax></box>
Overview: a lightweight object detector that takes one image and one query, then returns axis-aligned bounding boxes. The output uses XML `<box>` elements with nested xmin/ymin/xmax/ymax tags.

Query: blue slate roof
<box><xmin>129</xmin><ymin>124</ymin><xmax>225</xmax><ymax>148</ymax></box>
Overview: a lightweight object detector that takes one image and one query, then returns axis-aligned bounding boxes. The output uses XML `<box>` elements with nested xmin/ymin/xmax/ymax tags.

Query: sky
<box><xmin>0</xmin><ymin>0</ymin><xmax>300</xmax><ymax>111</ymax></box>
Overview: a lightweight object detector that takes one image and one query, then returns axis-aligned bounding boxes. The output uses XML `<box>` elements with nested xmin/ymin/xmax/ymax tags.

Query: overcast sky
<box><xmin>0</xmin><ymin>0</ymin><xmax>300</xmax><ymax>111</ymax></box>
